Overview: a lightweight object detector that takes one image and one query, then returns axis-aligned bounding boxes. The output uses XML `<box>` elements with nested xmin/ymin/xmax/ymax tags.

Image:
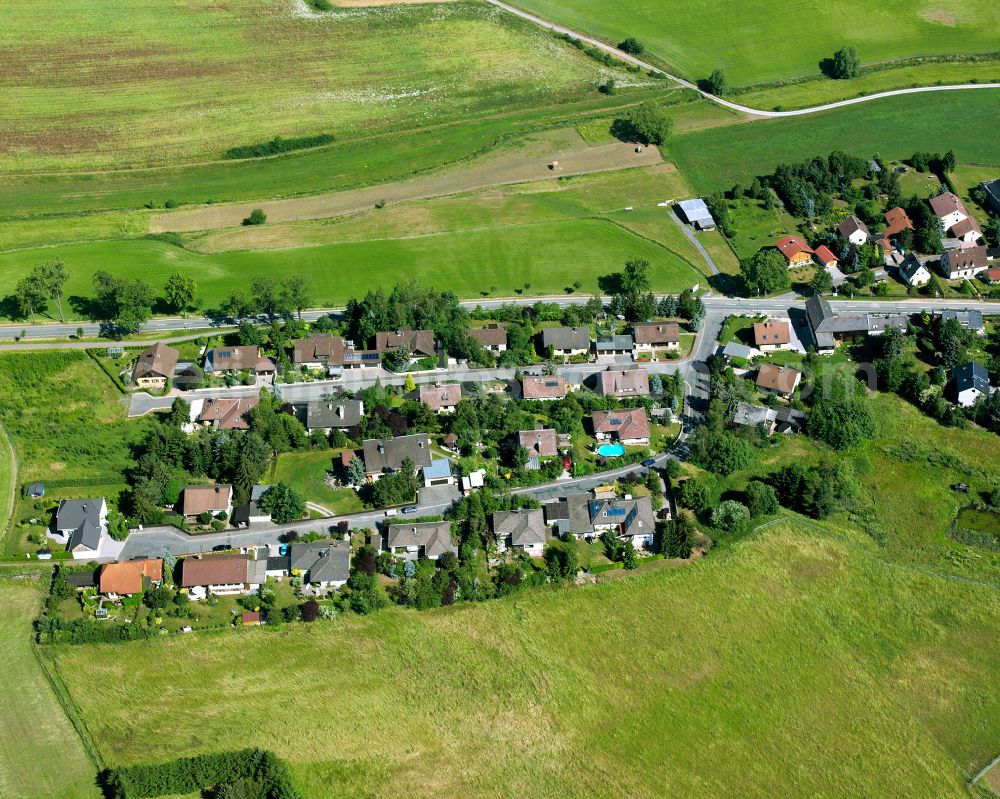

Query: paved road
<box><xmin>485</xmin><ymin>0</ymin><xmax>1000</xmax><ymax>118</ymax></box>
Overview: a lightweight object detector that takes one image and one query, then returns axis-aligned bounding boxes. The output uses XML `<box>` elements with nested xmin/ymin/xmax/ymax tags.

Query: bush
<box><xmin>242</xmin><ymin>208</ymin><xmax>267</xmax><ymax>226</ymax></box>
<box><xmin>611</xmin><ymin>101</ymin><xmax>672</xmax><ymax>146</ymax></box>
<box><xmin>711</xmin><ymin>500</ymin><xmax>751</xmax><ymax>533</ymax></box>
<box><xmin>224</xmin><ymin>133</ymin><xmax>334</xmax><ymax>160</ymax></box>
<box><xmin>618</xmin><ymin>37</ymin><xmax>645</xmax><ymax>55</ymax></box>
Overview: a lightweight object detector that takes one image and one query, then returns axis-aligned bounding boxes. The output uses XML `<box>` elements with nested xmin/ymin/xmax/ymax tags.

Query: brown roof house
<box><xmin>518</xmin><ymin>426</ymin><xmax>558</xmax><ymax>470</ymax></box>
<box><xmin>929</xmin><ymin>191</ymin><xmax>970</xmax><ymax>232</ymax></box>
<box><xmin>180</xmin><ymin>553</ymin><xmax>264</xmax><ymax>599</ymax></box>
<box><xmin>632</xmin><ymin>322</ymin><xmax>679</xmax><ymax>356</ymax></box>
<box><xmin>204</xmin><ymin>346</ymin><xmax>276</xmax><ymax>382</ymax></box>
<box><xmin>940</xmin><ymin>245</ymin><xmax>988</xmax><ymax>280</ymax></box>
<box><xmin>813</xmin><ymin>245</ymin><xmax>839</xmax><ymax>268</ymax></box>
<box><xmin>950</xmin><ymin>216</ymin><xmax>983</xmax><ymax>244</ymax></box>
<box><xmin>416</xmin><ymin>384</ymin><xmax>462</xmax><ymax>414</ymax></box>
<box><xmin>198</xmin><ymin>396</ymin><xmax>259</xmax><ymax>431</ymax></box>
<box><xmin>837</xmin><ymin>216</ymin><xmax>871</xmax><ymax>247</ymax></box>
<box><xmin>591</xmin><ymin>407</ymin><xmax>650</xmax><ymax>445</ymax></box>
<box><xmin>292</xmin><ymin>334</ymin><xmax>344</xmax><ymax>367</ymax></box>
<box><xmin>755</xmin><ymin>364</ymin><xmax>801</xmax><ymax>398</ymax></box>
<box><xmin>883</xmin><ymin>207</ymin><xmax>914</xmax><ymax>238</ymax></box>
<box><xmin>521</xmin><ymin>376</ymin><xmax>567</xmax><ymax>401</ymax></box>
<box><xmin>132</xmin><ymin>343</ymin><xmax>178</xmax><ymax>389</ymax></box>
<box><xmin>493</xmin><ymin>509</ymin><xmax>548</xmax><ymax>556</ymax></box>
<box><xmin>775</xmin><ymin>235</ymin><xmax>814</xmax><ymax>267</ymax></box>
<box><xmin>362</xmin><ymin>433</ymin><xmax>433</xmax><ymax>480</ymax></box>
<box><xmin>375</xmin><ymin>329</ymin><xmax>436</xmax><ymax>361</ymax></box>
<box><xmin>179</xmin><ymin>485</ymin><xmax>233</xmax><ymax>520</ymax></box>
<box><xmin>752</xmin><ymin>321</ymin><xmax>791</xmax><ymax>351</ymax></box>
<box><xmin>469</xmin><ymin>323</ymin><xmax>507</xmax><ymax>352</ymax></box>
<box><xmin>99</xmin><ymin>559</ymin><xmax>163</xmax><ymax>598</ymax></box>
<box><xmin>597</xmin><ymin>365</ymin><xmax>650</xmax><ymax>398</ymax></box>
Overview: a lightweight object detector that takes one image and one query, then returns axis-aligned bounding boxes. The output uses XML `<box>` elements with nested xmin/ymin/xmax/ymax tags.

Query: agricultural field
<box><xmin>51</xmin><ymin>517</ymin><xmax>1000</xmax><ymax>798</ymax></box>
<box><xmin>509</xmin><ymin>0</ymin><xmax>1000</xmax><ymax>86</ymax></box>
<box><xmin>0</xmin><ymin>581</ymin><xmax>100</xmax><ymax>799</ymax></box>
<box><xmin>668</xmin><ymin>89</ymin><xmax>1000</xmax><ymax>193</ymax></box>
<box><xmin>0</xmin><ymin>0</ymin><xmax>627</xmax><ymax>173</ymax></box>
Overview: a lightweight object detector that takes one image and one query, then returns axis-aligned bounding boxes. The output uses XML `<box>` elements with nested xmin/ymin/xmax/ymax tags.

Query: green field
<box><xmin>0</xmin><ymin>218</ymin><xmax>703</xmax><ymax>321</ymax></box>
<box><xmin>49</xmin><ymin>519</ymin><xmax>1000</xmax><ymax>798</ymax></box>
<box><xmin>271</xmin><ymin>450</ymin><xmax>364</xmax><ymax>515</ymax></box>
<box><xmin>0</xmin><ymin>0</ymin><xmax>621</xmax><ymax>173</ymax></box>
<box><xmin>509</xmin><ymin>0</ymin><xmax>1000</xmax><ymax>85</ymax></box>
<box><xmin>669</xmin><ymin>89</ymin><xmax>1000</xmax><ymax>192</ymax></box>
<box><xmin>0</xmin><ymin>582</ymin><xmax>100</xmax><ymax>799</ymax></box>
<box><xmin>0</xmin><ymin>423</ymin><xmax>14</xmax><ymax>547</ymax></box>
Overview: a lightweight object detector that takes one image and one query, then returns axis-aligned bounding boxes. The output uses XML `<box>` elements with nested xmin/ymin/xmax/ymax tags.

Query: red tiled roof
<box><xmin>753</xmin><ymin>321</ymin><xmax>791</xmax><ymax>346</ymax></box>
<box><xmin>883</xmin><ymin>207</ymin><xmax>914</xmax><ymax>237</ymax></box>
<box><xmin>775</xmin><ymin>235</ymin><xmax>814</xmax><ymax>262</ymax></box>
<box><xmin>813</xmin><ymin>245</ymin><xmax>838</xmax><ymax>266</ymax></box>
<box><xmin>521</xmin><ymin>376</ymin><xmax>566</xmax><ymax>400</ymax></box>
<box><xmin>755</xmin><ymin>364</ymin><xmax>801</xmax><ymax>395</ymax></box>
<box><xmin>591</xmin><ymin>408</ymin><xmax>650</xmax><ymax>441</ymax></box>
<box><xmin>99</xmin><ymin>559</ymin><xmax>163</xmax><ymax>595</ymax></box>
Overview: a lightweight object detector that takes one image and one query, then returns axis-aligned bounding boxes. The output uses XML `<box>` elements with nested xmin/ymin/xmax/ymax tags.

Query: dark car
<box><xmin>951</xmin><ymin>483</ymin><xmax>970</xmax><ymax>493</ymax></box>
<box><xmin>403</xmin><ymin>505</ymin><xmax>418</xmax><ymax>514</ymax></box>
<box><xmin>642</xmin><ymin>458</ymin><xmax>657</xmax><ymax>468</ymax></box>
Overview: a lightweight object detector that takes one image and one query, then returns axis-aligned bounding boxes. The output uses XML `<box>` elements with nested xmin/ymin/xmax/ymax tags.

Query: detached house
<box><xmin>838</xmin><ymin>216</ymin><xmax>870</xmax><ymax>247</ymax></box>
<box><xmin>386</xmin><ymin>521</ymin><xmax>457</xmax><ymax>561</ymax></box>
<box><xmin>898</xmin><ymin>253</ymin><xmax>931</xmax><ymax>287</ymax></box>
<box><xmin>595</xmin><ymin>334</ymin><xmax>634</xmax><ymax>360</ymax></box>
<box><xmin>492</xmin><ymin>509</ymin><xmax>548</xmax><ymax>556</ymax></box>
<box><xmin>521</xmin><ymin>376</ymin><xmax>567</xmax><ymax>401</ymax></box>
<box><xmin>54</xmin><ymin>498</ymin><xmax>109</xmax><ymax>559</ymax></box>
<box><xmin>305</xmin><ymin>399</ymin><xmax>363</xmax><ymax>433</ymax></box>
<box><xmin>940</xmin><ymin>245</ymin><xmax>988</xmax><ymax>280</ymax></box>
<box><xmin>588</xmin><ymin>495</ymin><xmax>657</xmax><ymax>549</ymax></box>
<box><xmin>518</xmin><ymin>426</ymin><xmax>559</xmax><ymax>470</ymax></box>
<box><xmin>929</xmin><ymin>191</ymin><xmax>970</xmax><ymax>232</ymax></box>
<box><xmin>775</xmin><ymin>235</ymin><xmax>814</xmax><ymax>268</ymax></box>
<box><xmin>755</xmin><ymin>364</ymin><xmax>801</xmax><ymax>398</ymax></box>
<box><xmin>469</xmin><ymin>324</ymin><xmax>507</xmax><ymax>353</ymax></box>
<box><xmin>597</xmin><ymin>365</ymin><xmax>649</xmax><ymax>398</ymax></box>
<box><xmin>541</xmin><ymin>327</ymin><xmax>590</xmax><ymax>360</ymax></box>
<box><xmin>632</xmin><ymin>322</ymin><xmax>679</xmax><ymax>356</ymax></box>
<box><xmin>591</xmin><ymin>407</ymin><xmax>650</xmax><ymax>445</ymax></box>
<box><xmin>952</xmin><ymin>362</ymin><xmax>990</xmax><ymax>408</ymax></box>
<box><xmin>813</xmin><ymin>245</ymin><xmax>838</xmax><ymax>269</ymax></box>
<box><xmin>289</xmin><ymin>541</ymin><xmax>351</xmax><ymax>591</ymax></box>
<box><xmin>752</xmin><ymin>321</ymin><xmax>791</xmax><ymax>351</ymax></box>
<box><xmin>132</xmin><ymin>342</ymin><xmax>178</xmax><ymax>389</ymax></box>
<box><xmin>362</xmin><ymin>433</ymin><xmax>432</xmax><ymax>480</ymax></box>
<box><xmin>204</xmin><ymin>346</ymin><xmax>276</xmax><ymax>382</ymax></box>
<box><xmin>99</xmin><ymin>559</ymin><xmax>163</xmax><ymax>599</ymax></box>
<box><xmin>883</xmin><ymin>207</ymin><xmax>914</xmax><ymax>239</ymax></box>
<box><xmin>416</xmin><ymin>384</ymin><xmax>462</xmax><ymax>414</ymax></box>
<box><xmin>375</xmin><ymin>329</ymin><xmax>436</xmax><ymax>362</ymax></box>
<box><xmin>198</xmin><ymin>396</ymin><xmax>259</xmax><ymax>431</ymax></box>
<box><xmin>179</xmin><ymin>485</ymin><xmax>233</xmax><ymax>520</ymax></box>
<box><xmin>180</xmin><ymin>553</ymin><xmax>264</xmax><ymax>599</ymax></box>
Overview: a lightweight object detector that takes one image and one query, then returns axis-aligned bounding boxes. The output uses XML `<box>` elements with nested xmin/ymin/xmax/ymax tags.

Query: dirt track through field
<box><xmin>149</xmin><ymin>130</ymin><xmax>661</xmax><ymax>232</ymax></box>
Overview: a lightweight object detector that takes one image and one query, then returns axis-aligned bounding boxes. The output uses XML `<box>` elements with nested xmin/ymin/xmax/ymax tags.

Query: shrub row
<box><xmin>34</xmin><ymin>616</ymin><xmax>158</xmax><ymax>645</ymax></box>
<box><xmin>223</xmin><ymin>134</ymin><xmax>335</xmax><ymax>160</ymax></box>
<box><xmin>99</xmin><ymin>748</ymin><xmax>300</xmax><ymax>799</ymax></box>
<box><xmin>84</xmin><ymin>349</ymin><xmax>128</xmax><ymax>394</ymax></box>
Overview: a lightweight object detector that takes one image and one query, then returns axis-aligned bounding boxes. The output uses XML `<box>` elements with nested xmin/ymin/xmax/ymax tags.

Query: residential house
<box><xmin>929</xmin><ymin>191</ymin><xmax>970</xmax><ymax>232</ymax></box>
<box><xmin>731</xmin><ymin>402</ymin><xmax>807</xmax><ymax>435</ymax></box>
<box><xmin>938</xmin><ymin>309</ymin><xmax>985</xmax><ymax>335</ymax></box>
<box><xmin>838</xmin><ymin>216</ymin><xmax>870</xmax><ymax>247</ymax></box>
<box><xmin>265</xmin><ymin>554</ymin><xmax>290</xmax><ymax>579</ymax></box>
<box><xmin>386</xmin><ymin>521</ymin><xmax>457</xmax><ymax>561</ymax></box>
<box><xmin>952</xmin><ymin>362</ymin><xmax>990</xmax><ymax>408</ymax></box>
<box><xmin>813</xmin><ymin>245</ymin><xmax>839</xmax><ymax>269</ymax></box>
<box><xmin>982</xmin><ymin>267</ymin><xmax>1000</xmax><ymax>285</ymax></box>
<box><xmin>198</xmin><ymin>396</ymin><xmax>259</xmax><ymax>431</ymax></box>
<box><xmin>591</xmin><ymin>407</ymin><xmax>650</xmax><ymax>445</ymax></box>
<box><xmin>755</xmin><ymin>364</ymin><xmax>801</xmax><ymax>398</ymax></box>
<box><xmin>132</xmin><ymin>342</ymin><xmax>179</xmax><ymax>389</ymax></box>
<box><xmin>940</xmin><ymin>245</ymin><xmax>988</xmax><ymax>280</ymax></box>
<box><xmin>775</xmin><ymin>235</ymin><xmax>814</xmax><ymax>267</ymax></box>
<box><xmin>632</xmin><ymin>322</ymin><xmax>679</xmax><ymax>355</ymax></box>
<box><xmin>951</xmin><ymin>216</ymin><xmax>983</xmax><ymax>244</ymax></box>
<box><xmin>883</xmin><ymin>207</ymin><xmax>914</xmax><ymax>239</ymax></box>
<box><xmin>541</xmin><ymin>327</ymin><xmax>590</xmax><ymax>360</ymax></box>
<box><xmin>98</xmin><ymin>559</ymin><xmax>163</xmax><ymax>599</ymax></box>
<box><xmin>518</xmin><ymin>426</ymin><xmax>558</xmax><ymax>470</ymax></box>
<box><xmin>422</xmin><ymin>458</ymin><xmax>454</xmax><ymax>488</ymax></box>
<box><xmin>375</xmin><ymin>329</ymin><xmax>436</xmax><ymax>361</ymax></box>
<box><xmin>291</xmin><ymin>335</ymin><xmax>381</xmax><ymax>372</ymax></box>
<box><xmin>231</xmin><ymin>485</ymin><xmax>273</xmax><ymax>528</ymax></box>
<box><xmin>54</xmin><ymin>498</ymin><xmax>108</xmax><ymax>559</ymax></box>
<box><xmin>804</xmin><ymin>295</ymin><xmax>907</xmax><ymax>352</ymax></box>
<box><xmin>305</xmin><ymin>399</ymin><xmax>363</xmax><ymax>432</ymax></box>
<box><xmin>543</xmin><ymin>492</ymin><xmax>594</xmax><ymax>537</ymax></box>
<box><xmin>492</xmin><ymin>509</ymin><xmax>548</xmax><ymax>556</ymax></box>
<box><xmin>980</xmin><ymin>179</ymin><xmax>1000</xmax><ymax>214</ymax></box>
<box><xmin>204</xmin><ymin>346</ymin><xmax>276</xmax><ymax>381</ymax></box>
<box><xmin>676</xmin><ymin>198</ymin><xmax>716</xmax><ymax>230</ymax></box>
<box><xmin>362</xmin><ymin>433</ymin><xmax>433</xmax><ymax>479</ymax></box>
<box><xmin>898</xmin><ymin>253</ymin><xmax>932</xmax><ymax>287</ymax></box>
<box><xmin>469</xmin><ymin>323</ymin><xmax>507</xmax><ymax>353</ymax></box>
<box><xmin>289</xmin><ymin>541</ymin><xmax>351</xmax><ymax>591</ymax></box>
<box><xmin>752</xmin><ymin>321</ymin><xmax>791</xmax><ymax>351</ymax></box>
<box><xmin>179</xmin><ymin>485</ymin><xmax>233</xmax><ymax>520</ymax></box>
<box><xmin>588</xmin><ymin>495</ymin><xmax>657</xmax><ymax>549</ymax></box>
<box><xmin>416</xmin><ymin>384</ymin><xmax>462</xmax><ymax>414</ymax></box>
<box><xmin>719</xmin><ymin>341</ymin><xmax>755</xmax><ymax>362</ymax></box>
<box><xmin>180</xmin><ymin>553</ymin><xmax>263</xmax><ymax>599</ymax></box>
<box><xmin>597</xmin><ymin>365</ymin><xmax>649</xmax><ymax>398</ymax></box>
<box><xmin>595</xmin><ymin>334</ymin><xmax>634</xmax><ymax>360</ymax></box>
<box><xmin>521</xmin><ymin>375</ymin><xmax>567</xmax><ymax>401</ymax></box>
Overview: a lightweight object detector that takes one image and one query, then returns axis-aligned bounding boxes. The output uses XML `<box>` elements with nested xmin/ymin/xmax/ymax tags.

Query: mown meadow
<box><xmin>509</xmin><ymin>0</ymin><xmax>1000</xmax><ymax>86</ymax></box>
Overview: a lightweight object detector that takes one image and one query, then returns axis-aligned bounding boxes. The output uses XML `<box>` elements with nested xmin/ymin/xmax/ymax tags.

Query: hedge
<box><xmin>99</xmin><ymin>748</ymin><xmax>301</xmax><ymax>799</ymax></box>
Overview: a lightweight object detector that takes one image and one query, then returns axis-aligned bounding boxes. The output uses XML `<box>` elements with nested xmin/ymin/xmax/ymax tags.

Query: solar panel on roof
<box><xmin>606</xmin><ymin>507</ymin><xmax>626</xmax><ymax>516</ymax></box>
<box><xmin>610</xmin><ymin>417</ymin><xmax>621</xmax><ymax>425</ymax></box>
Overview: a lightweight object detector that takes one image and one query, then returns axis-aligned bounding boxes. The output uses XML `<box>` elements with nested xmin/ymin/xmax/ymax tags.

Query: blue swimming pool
<box><xmin>597</xmin><ymin>444</ymin><xmax>625</xmax><ymax>457</ymax></box>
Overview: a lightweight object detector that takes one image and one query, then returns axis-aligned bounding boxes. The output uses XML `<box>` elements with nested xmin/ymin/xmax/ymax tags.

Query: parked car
<box><xmin>642</xmin><ymin>458</ymin><xmax>657</xmax><ymax>468</ymax></box>
<box><xmin>384</xmin><ymin>508</ymin><xmax>399</xmax><ymax>517</ymax></box>
<box><xmin>563</xmin><ymin>456</ymin><xmax>572</xmax><ymax>470</ymax></box>
<box><xmin>403</xmin><ymin>505</ymin><xmax>417</xmax><ymax>514</ymax></box>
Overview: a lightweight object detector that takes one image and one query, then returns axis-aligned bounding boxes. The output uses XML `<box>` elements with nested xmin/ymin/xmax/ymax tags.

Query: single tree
<box><xmin>14</xmin><ymin>276</ymin><xmax>47</xmax><ymax>322</ymax></box>
<box><xmin>740</xmin><ymin>248</ymin><xmax>791</xmax><ymax>296</ymax></box>
<box><xmin>299</xmin><ymin>598</ymin><xmax>320</xmax><ymax>622</ymax></box>
<box><xmin>705</xmin><ymin>68</ymin><xmax>728</xmax><ymax>95</ymax></box>
<box><xmin>259</xmin><ymin>483</ymin><xmax>306</xmax><ymax>524</ymax></box>
<box><xmin>618</xmin><ymin>37</ymin><xmax>645</xmax><ymax>55</ymax></box>
<box><xmin>811</xmin><ymin>267</ymin><xmax>834</xmax><ymax>296</ymax></box>
<box><xmin>39</xmin><ymin>261</ymin><xmax>69</xmax><ymax>323</ymax></box>
<box><xmin>163</xmin><ymin>272</ymin><xmax>196</xmax><ymax>316</ymax></box>
<box><xmin>243</xmin><ymin>207</ymin><xmax>267</xmax><ymax>226</ymax></box>
<box><xmin>830</xmin><ymin>45</ymin><xmax>861</xmax><ymax>79</ymax></box>
<box><xmin>280</xmin><ymin>275</ymin><xmax>309</xmax><ymax>320</ymax></box>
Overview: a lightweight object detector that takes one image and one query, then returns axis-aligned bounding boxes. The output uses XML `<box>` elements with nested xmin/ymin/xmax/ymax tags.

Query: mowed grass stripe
<box><xmin>668</xmin><ymin>89</ymin><xmax>1000</xmax><ymax>193</ymax></box>
<box><xmin>0</xmin><ymin>584</ymin><xmax>100</xmax><ymax>799</ymax></box>
<box><xmin>51</xmin><ymin>522</ymin><xmax>1000</xmax><ymax>798</ymax></box>
<box><xmin>0</xmin><ymin>220</ymin><xmax>702</xmax><ymax>320</ymax></box>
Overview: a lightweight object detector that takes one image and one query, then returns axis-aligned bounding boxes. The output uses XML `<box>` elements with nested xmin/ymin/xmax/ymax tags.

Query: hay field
<box><xmin>51</xmin><ymin>520</ymin><xmax>1000</xmax><ymax>798</ymax></box>
<box><xmin>0</xmin><ymin>0</ymin><xmax>612</xmax><ymax>172</ymax></box>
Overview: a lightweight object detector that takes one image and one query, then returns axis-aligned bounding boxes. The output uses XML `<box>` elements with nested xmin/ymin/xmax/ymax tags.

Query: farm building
<box><xmin>676</xmin><ymin>198</ymin><xmax>717</xmax><ymax>230</ymax></box>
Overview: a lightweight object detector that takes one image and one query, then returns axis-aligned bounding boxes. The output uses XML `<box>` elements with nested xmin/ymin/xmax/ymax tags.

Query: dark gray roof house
<box><xmin>493</xmin><ymin>509</ymin><xmax>548</xmax><ymax>550</ymax></box>
<box><xmin>362</xmin><ymin>433</ymin><xmax>433</xmax><ymax>476</ymax></box>
<box><xmin>952</xmin><ymin>361</ymin><xmax>990</xmax><ymax>407</ymax></box>
<box><xmin>375</xmin><ymin>329</ymin><xmax>436</xmax><ymax>358</ymax></box>
<box><xmin>805</xmin><ymin>295</ymin><xmax>906</xmax><ymax>351</ymax></box>
<box><xmin>981</xmin><ymin>179</ymin><xmax>1000</xmax><ymax>214</ymax></box>
<box><xmin>595</xmin><ymin>334</ymin><xmax>634</xmax><ymax>355</ymax></box>
<box><xmin>56</xmin><ymin>498</ymin><xmax>107</xmax><ymax>553</ymax></box>
<box><xmin>289</xmin><ymin>541</ymin><xmax>351</xmax><ymax>586</ymax></box>
<box><xmin>387</xmin><ymin>521</ymin><xmax>457</xmax><ymax>560</ymax></box>
<box><xmin>541</xmin><ymin>327</ymin><xmax>591</xmax><ymax>353</ymax></box>
<box><xmin>939</xmin><ymin>309</ymin><xmax>985</xmax><ymax>333</ymax></box>
<box><xmin>543</xmin><ymin>493</ymin><xmax>594</xmax><ymax>536</ymax></box>
<box><xmin>306</xmin><ymin>400</ymin><xmax>364</xmax><ymax>430</ymax></box>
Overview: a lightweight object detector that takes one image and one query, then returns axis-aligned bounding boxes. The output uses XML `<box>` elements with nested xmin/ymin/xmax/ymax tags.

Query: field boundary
<box><xmin>0</xmin><ymin>421</ymin><xmax>15</xmax><ymax>545</ymax></box>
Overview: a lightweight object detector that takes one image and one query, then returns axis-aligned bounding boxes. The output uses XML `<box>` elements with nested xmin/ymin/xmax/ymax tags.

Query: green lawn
<box><xmin>668</xmin><ymin>89</ymin><xmax>1000</xmax><ymax>193</ymax></box>
<box><xmin>0</xmin><ymin>422</ymin><xmax>14</xmax><ymax>547</ymax></box>
<box><xmin>0</xmin><ymin>582</ymin><xmax>100</xmax><ymax>799</ymax></box>
<box><xmin>271</xmin><ymin>450</ymin><xmax>363</xmax><ymax>515</ymax></box>
<box><xmin>50</xmin><ymin>519</ymin><xmax>1000</xmax><ymax>798</ymax></box>
<box><xmin>509</xmin><ymin>0</ymin><xmax>1000</xmax><ymax>86</ymax></box>
<box><xmin>0</xmin><ymin>219</ymin><xmax>703</xmax><ymax>320</ymax></box>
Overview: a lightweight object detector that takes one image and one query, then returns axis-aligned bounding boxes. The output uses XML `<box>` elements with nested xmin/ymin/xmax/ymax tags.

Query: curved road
<box><xmin>486</xmin><ymin>0</ymin><xmax>1000</xmax><ymax>118</ymax></box>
